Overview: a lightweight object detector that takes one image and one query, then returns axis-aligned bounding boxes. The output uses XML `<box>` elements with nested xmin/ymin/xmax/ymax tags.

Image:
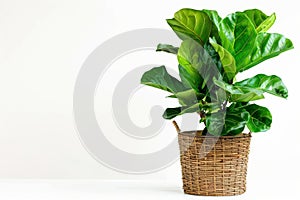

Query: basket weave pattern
<box><xmin>178</xmin><ymin>132</ymin><xmax>251</xmax><ymax>196</ymax></box>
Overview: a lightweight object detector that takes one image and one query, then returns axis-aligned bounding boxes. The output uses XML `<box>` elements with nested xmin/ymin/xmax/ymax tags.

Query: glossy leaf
<box><xmin>219</xmin><ymin>12</ymin><xmax>257</xmax><ymax>67</ymax></box>
<box><xmin>140</xmin><ymin>9</ymin><xmax>293</xmax><ymax>136</ymax></box>
<box><xmin>203</xmin><ymin>43</ymin><xmax>223</xmax><ymax>74</ymax></box>
<box><xmin>177</xmin><ymin>40</ymin><xmax>204</xmax><ymax>91</ymax></box>
<box><xmin>156</xmin><ymin>44</ymin><xmax>178</xmax><ymax>54</ymax></box>
<box><xmin>163</xmin><ymin>103</ymin><xmax>202</xmax><ymax>120</ymax></box>
<box><xmin>178</xmin><ymin>64</ymin><xmax>201</xmax><ymax>91</ymax></box>
<box><xmin>210</xmin><ymin>38</ymin><xmax>236</xmax><ymax>80</ymax></box>
<box><xmin>206</xmin><ymin>111</ymin><xmax>226</xmax><ymax>136</ymax></box>
<box><xmin>178</xmin><ymin>39</ymin><xmax>221</xmax><ymax>91</ymax></box>
<box><xmin>239</xmin><ymin>33</ymin><xmax>294</xmax><ymax>72</ymax></box>
<box><xmin>244</xmin><ymin>9</ymin><xmax>276</xmax><ymax>32</ymax></box>
<box><xmin>141</xmin><ymin>66</ymin><xmax>187</xmax><ymax>93</ymax></box>
<box><xmin>244</xmin><ymin>104</ymin><xmax>272</xmax><ymax>132</ymax></box>
<box><xmin>214</xmin><ymin>79</ymin><xmax>265</xmax><ymax>102</ymax></box>
<box><xmin>167</xmin><ymin>8</ymin><xmax>212</xmax><ymax>45</ymax></box>
<box><xmin>257</xmin><ymin>13</ymin><xmax>276</xmax><ymax>32</ymax></box>
<box><xmin>206</xmin><ymin>106</ymin><xmax>249</xmax><ymax>136</ymax></box>
<box><xmin>163</xmin><ymin>107</ymin><xmax>183</xmax><ymax>119</ymax></box>
<box><xmin>174</xmin><ymin>89</ymin><xmax>204</xmax><ymax>106</ymax></box>
<box><xmin>235</xmin><ymin>74</ymin><xmax>288</xmax><ymax>98</ymax></box>
<box><xmin>202</xmin><ymin>9</ymin><xmax>222</xmax><ymax>42</ymax></box>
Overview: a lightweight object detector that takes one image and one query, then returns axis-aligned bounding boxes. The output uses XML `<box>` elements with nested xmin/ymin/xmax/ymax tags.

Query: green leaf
<box><xmin>174</xmin><ymin>89</ymin><xmax>204</xmax><ymax>106</ymax></box>
<box><xmin>235</xmin><ymin>74</ymin><xmax>288</xmax><ymax>98</ymax></box>
<box><xmin>156</xmin><ymin>44</ymin><xmax>178</xmax><ymax>54</ymax></box>
<box><xmin>209</xmin><ymin>38</ymin><xmax>236</xmax><ymax>81</ymax></box>
<box><xmin>239</xmin><ymin>33</ymin><xmax>294</xmax><ymax>72</ymax></box>
<box><xmin>206</xmin><ymin>111</ymin><xmax>226</xmax><ymax>136</ymax></box>
<box><xmin>167</xmin><ymin>8</ymin><xmax>212</xmax><ymax>45</ymax></box>
<box><xmin>244</xmin><ymin>104</ymin><xmax>272</xmax><ymax>132</ymax></box>
<box><xmin>178</xmin><ymin>64</ymin><xmax>200</xmax><ymax>90</ymax></box>
<box><xmin>203</xmin><ymin>43</ymin><xmax>223</xmax><ymax>75</ymax></box>
<box><xmin>163</xmin><ymin>103</ymin><xmax>202</xmax><ymax>120</ymax></box>
<box><xmin>177</xmin><ymin>40</ymin><xmax>204</xmax><ymax>91</ymax></box>
<box><xmin>163</xmin><ymin>107</ymin><xmax>183</xmax><ymax>119</ymax></box>
<box><xmin>163</xmin><ymin>101</ymin><xmax>220</xmax><ymax>120</ymax></box>
<box><xmin>141</xmin><ymin>66</ymin><xmax>187</xmax><ymax>93</ymax></box>
<box><xmin>223</xmin><ymin>108</ymin><xmax>250</xmax><ymax>135</ymax></box>
<box><xmin>256</xmin><ymin>13</ymin><xmax>276</xmax><ymax>32</ymax></box>
<box><xmin>244</xmin><ymin>9</ymin><xmax>276</xmax><ymax>32</ymax></box>
<box><xmin>178</xmin><ymin>39</ymin><xmax>221</xmax><ymax>91</ymax></box>
<box><xmin>214</xmin><ymin>79</ymin><xmax>265</xmax><ymax>102</ymax></box>
<box><xmin>202</xmin><ymin>9</ymin><xmax>222</xmax><ymax>42</ymax></box>
<box><xmin>219</xmin><ymin>12</ymin><xmax>257</xmax><ymax>68</ymax></box>
<box><xmin>206</xmin><ymin>106</ymin><xmax>249</xmax><ymax>136</ymax></box>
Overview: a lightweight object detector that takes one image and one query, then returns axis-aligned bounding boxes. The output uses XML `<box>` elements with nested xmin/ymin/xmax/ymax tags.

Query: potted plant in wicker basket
<box><xmin>140</xmin><ymin>8</ymin><xmax>293</xmax><ymax>196</ymax></box>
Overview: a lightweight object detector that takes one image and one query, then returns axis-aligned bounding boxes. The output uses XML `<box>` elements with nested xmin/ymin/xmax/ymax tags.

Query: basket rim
<box><xmin>179</xmin><ymin>130</ymin><xmax>251</xmax><ymax>138</ymax></box>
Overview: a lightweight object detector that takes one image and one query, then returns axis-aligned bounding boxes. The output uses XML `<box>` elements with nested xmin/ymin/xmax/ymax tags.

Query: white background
<box><xmin>0</xmin><ymin>0</ymin><xmax>299</xmax><ymax>199</ymax></box>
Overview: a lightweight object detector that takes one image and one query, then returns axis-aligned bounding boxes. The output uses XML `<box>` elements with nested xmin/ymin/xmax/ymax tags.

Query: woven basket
<box><xmin>178</xmin><ymin>131</ymin><xmax>251</xmax><ymax>196</ymax></box>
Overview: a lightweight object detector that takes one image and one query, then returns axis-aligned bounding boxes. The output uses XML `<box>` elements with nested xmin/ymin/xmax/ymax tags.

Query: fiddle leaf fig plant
<box><xmin>140</xmin><ymin>8</ymin><xmax>294</xmax><ymax>136</ymax></box>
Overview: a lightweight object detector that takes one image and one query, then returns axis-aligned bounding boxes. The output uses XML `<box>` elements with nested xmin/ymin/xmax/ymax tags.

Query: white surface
<box><xmin>0</xmin><ymin>180</ymin><xmax>299</xmax><ymax>200</ymax></box>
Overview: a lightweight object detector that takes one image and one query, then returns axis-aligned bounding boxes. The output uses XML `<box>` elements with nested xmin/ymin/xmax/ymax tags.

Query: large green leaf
<box><xmin>141</xmin><ymin>66</ymin><xmax>187</xmax><ymax>93</ymax></box>
<box><xmin>219</xmin><ymin>12</ymin><xmax>257</xmax><ymax>68</ymax></box>
<box><xmin>178</xmin><ymin>64</ymin><xmax>200</xmax><ymax>90</ymax></box>
<box><xmin>178</xmin><ymin>39</ymin><xmax>221</xmax><ymax>91</ymax></box>
<box><xmin>206</xmin><ymin>105</ymin><xmax>249</xmax><ymax>136</ymax></box>
<box><xmin>244</xmin><ymin>9</ymin><xmax>276</xmax><ymax>32</ymax></box>
<box><xmin>167</xmin><ymin>8</ymin><xmax>212</xmax><ymax>45</ymax></box>
<box><xmin>205</xmin><ymin>111</ymin><xmax>226</xmax><ymax>136</ymax></box>
<box><xmin>235</xmin><ymin>74</ymin><xmax>288</xmax><ymax>98</ymax></box>
<box><xmin>209</xmin><ymin>38</ymin><xmax>236</xmax><ymax>81</ymax></box>
<box><xmin>244</xmin><ymin>104</ymin><xmax>272</xmax><ymax>132</ymax></box>
<box><xmin>177</xmin><ymin>40</ymin><xmax>203</xmax><ymax>91</ymax></box>
<box><xmin>156</xmin><ymin>44</ymin><xmax>178</xmax><ymax>54</ymax></box>
<box><xmin>214</xmin><ymin>79</ymin><xmax>265</xmax><ymax>102</ymax></box>
<box><xmin>202</xmin><ymin>9</ymin><xmax>222</xmax><ymax>43</ymax></box>
<box><xmin>239</xmin><ymin>33</ymin><xmax>294</xmax><ymax>72</ymax></box>
<box><xmin>203</xmin><ymin>43</ymin><xmax>223</xmax><ymax>73</ymax></box>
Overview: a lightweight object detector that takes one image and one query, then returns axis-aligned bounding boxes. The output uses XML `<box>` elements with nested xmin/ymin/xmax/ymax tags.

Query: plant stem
<box><xmin>221</xmin><ymin>100</ymin><xmax>228</xmax><ymax>111</ymax></box>
<box><xmin>199</xmin><ymin>111</ymin><xmax>206</xmax><ymax>125</ymax></box>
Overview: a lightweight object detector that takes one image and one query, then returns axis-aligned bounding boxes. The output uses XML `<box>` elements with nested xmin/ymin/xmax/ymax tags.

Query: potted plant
<box><xmin>140</xmin><ymin>8</ymin><xmax>293</xmax><ymax>196</ymax></box>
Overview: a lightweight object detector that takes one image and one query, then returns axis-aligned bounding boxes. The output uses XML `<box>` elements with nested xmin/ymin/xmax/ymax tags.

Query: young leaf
<box><xmin>141</xmin><ymin>66</ymin><xmax>187</xmax><ymax>93</ymax></box>
<box><xmin>239</xmin><ymin>33</ymin><xmax>294</xmax><ymax>72</ymax></box>
<box><xmin>256</xmin><ymin>13</ymin><xmax>276</xmax><ymax>32</ymax></box>
<box><xmin>244</xmin><ymin>104</ymin><xmax>272</xmax><ymax>132</ymax></box>
<box><xmin>219</xmin><ymin>12</ymin><xmax>257</xmax><ymax>68</ymax></box>
<box><xmin>235</xmin><ymin>74</ymin><xmax>288</xmax><ymax>98</ymax></box>
<box><xmin>244</xmin><ymin>9</ymin><xmax>276</xmax><ymax>32</ymax></box>
<box><xmin>156</xmin><ymin>44</ymin><xmax>179</xmax><ymax>54</ymax></box>
<box><xmin>167</xmin><ymin>8</ymin><xmax>212</xmax><ymax>45</ymax></box>
<box><xmin>209</xmin><ymin>38</ymin><xmax>236</xmax><ymax>81</ymax></box>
